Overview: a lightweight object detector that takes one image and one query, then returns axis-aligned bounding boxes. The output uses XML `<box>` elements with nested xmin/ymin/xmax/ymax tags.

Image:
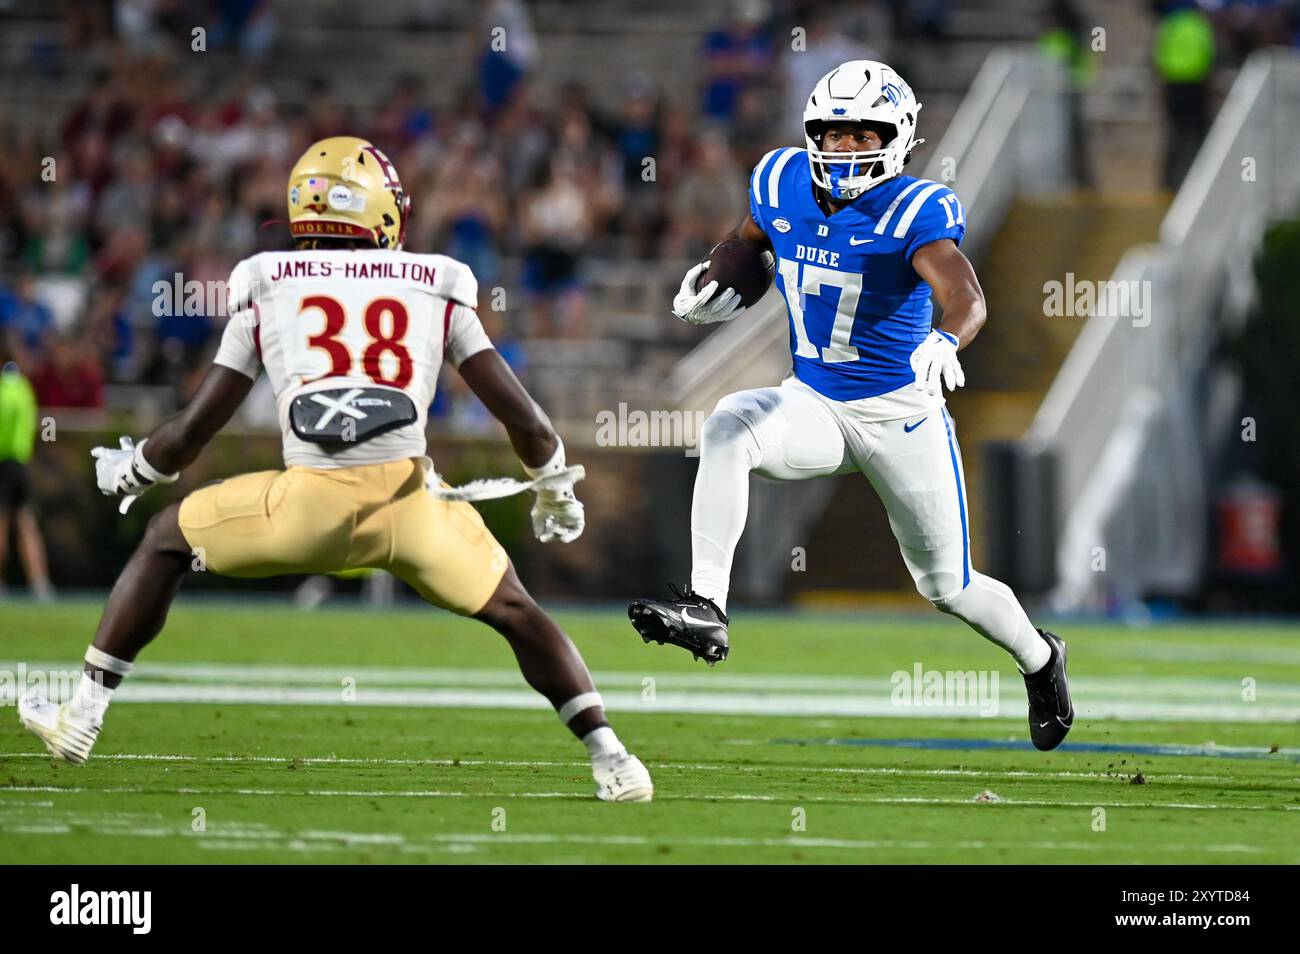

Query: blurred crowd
<box><xmin>0</xmin><ymin>0</ymin><xmax>925</xmax><ymax>421</ymax></box>
<box><xmin>4</xmin><ymin>0</ymin><xmax>1293</xmax><ymax>423</ymax></box>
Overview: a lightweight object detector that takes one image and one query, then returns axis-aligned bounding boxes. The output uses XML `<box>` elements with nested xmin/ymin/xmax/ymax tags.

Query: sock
<box><xmin>689</xmin><ymin>412</ymin><xmax>759</xmax><ymax>616</ymax></box>
<box><xmin>76</xmin><ymin>646</ymin><xmax>133</xmax><ymax>720</ymax></box>
<box><xmin>582</xmin><ymin>726</ymin><xmax>625</xmax><ymax>760</ymax></box>
<box><xmin>70</xmin><ymin>673</ymin><xmax>114</xmax><ymax>722</ymax></box>
<box><xmin>936</xmin><ymin>572</ymin><xmax>1051</xmax><ymax>674</ymax></box>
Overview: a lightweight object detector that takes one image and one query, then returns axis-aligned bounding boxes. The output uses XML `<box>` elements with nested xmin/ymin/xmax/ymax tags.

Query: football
<box><xmin>696</xmin><ymin>237</ymin><xmax>774</xmax><ymax>307</ymax></box>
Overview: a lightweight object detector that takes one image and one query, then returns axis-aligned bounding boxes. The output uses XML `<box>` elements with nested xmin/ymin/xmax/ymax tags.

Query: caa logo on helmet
<box><xmin>328</xmin><ymin>185</ymin><xmax>365</xmax><ymax>212</ymax></box>
<box><xmin>832</xmin><ymin>107</ymin><xmax>847</xmax><ymax>115</ymax></box>
<box><xmin>772</xmin><ymin>217</ymin><xmax>792</xmax><ymax>233</ymax></box>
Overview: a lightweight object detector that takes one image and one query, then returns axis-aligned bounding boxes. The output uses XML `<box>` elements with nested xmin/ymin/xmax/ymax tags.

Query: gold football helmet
<box><xmin>286</xmin><ymin>136</ymin><xmax>410</xmax><ymax>249</ymax></box>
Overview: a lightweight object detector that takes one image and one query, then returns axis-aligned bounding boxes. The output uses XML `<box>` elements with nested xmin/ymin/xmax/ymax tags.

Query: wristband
<box><xmin>522</xmin><ymin>436</ymin><xmax>566</xmax><ymax>480</ymax></box>
<box><xmin>133</xmin><ymin>439</ymin><xmax>180</xmax><ymax>485</ymax></box>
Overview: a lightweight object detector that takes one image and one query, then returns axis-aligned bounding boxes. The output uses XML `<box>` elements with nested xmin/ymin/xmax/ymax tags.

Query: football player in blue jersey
<box><xmin>629</xmin><ymin>61</ymin><xmax>1073</xmax><ymax>750</ymax></box>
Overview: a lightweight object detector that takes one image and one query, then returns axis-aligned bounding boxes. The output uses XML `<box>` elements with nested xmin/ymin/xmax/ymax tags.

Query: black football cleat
<box><xmin>1023</xmin><ymin>629</ymin><xmax>1073</xmax><ymax>751</ymax></box>
<box><xmin>628</xmin><ymin>584</ymin><xmax>729</xmax><ymax>666</ymax></box>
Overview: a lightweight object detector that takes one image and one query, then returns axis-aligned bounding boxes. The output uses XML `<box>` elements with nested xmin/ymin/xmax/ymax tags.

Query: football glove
<box><xmin>91</xmin><ymin>437</ymin><xmax>178</xmax><ymax>514</ymax></box>
<box><xmin>523</xmin><ymin>438</ymin><xmax>585</xmax><ymax>543</ymax></box>
<box><xmin>531</xmin><ymin>485</ymin><xmax>585</xmax><ymax>544</ymax></box>
<box><xmin>672</xmin><ymin>261</ymin><xmax>745</xmax><ymax>325</ymax></box>
<box><xmin>911</xmin><ymin>329</ymin><xmax>965</xmax><ymax>397</ymax></box>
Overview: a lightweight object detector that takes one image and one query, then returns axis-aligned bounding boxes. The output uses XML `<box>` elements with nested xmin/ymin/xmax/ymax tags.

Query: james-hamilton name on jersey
<box><xmin>268</xmin><ymin>257</ymin><xmax>442</xmax><ymax>285</ymax></box>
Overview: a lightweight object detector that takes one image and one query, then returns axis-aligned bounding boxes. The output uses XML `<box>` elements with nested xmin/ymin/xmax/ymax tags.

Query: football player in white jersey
<box><xmin>629</xmin><ymin>62</ymin><xmax>1072</xmax><ymax>750</ymax></box>
<box><xmin>19</xmin><ymin>137</ymin><xmax>653</xmax><ymax>801</ymax></box>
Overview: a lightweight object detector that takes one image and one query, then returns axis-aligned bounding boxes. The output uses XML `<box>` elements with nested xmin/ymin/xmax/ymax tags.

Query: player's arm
<box><xmin>906</xmin><ymin>238</ymin><xmax>986</xmax><ymax>397</ymax></box>
<box><xmin>457</xmin><ymin>349</ymin><xmax>557</xmax><ymax>468</ymax></box>
<box><xmin>90</xmin><ymin>364</ymin><xmax>253</xmax><ymax>512</ymax></box>
<box><xmin>93</xmin><ymin>256</ymin><xmax>263</xmax><ymax>509</ymax></box>
<box><xmin>722</xmin><ymin>212</ymin><xmax>772</xmax><ymax>251</ymax></box>
<box><xmin>455</xmin><ymin>333</ymin><xmax>584</xmax><ymax>544</ymax></box>
<box><xmin>90</xmin><ymin>365</ymin><xmax>254</xmax><ymax>512</ymax></box>
<box><xmin>673</xmin><ymin>213</ymin><xmax>770</xmax><ymax>326</ymax></box>
<box><xmin>912</xmin><ymin>238</ymin><xmax>986</xmax><ymax>350</ymax></box>
<box><xmin>139</xmin><ymin>366</ymin><xmax>254</xmax><ymax>473</ymax></box>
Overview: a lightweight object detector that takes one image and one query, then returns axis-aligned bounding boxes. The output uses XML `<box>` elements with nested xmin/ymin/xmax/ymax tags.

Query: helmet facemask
<box><xmin>805</xmin><ymin>120</ymin><xmax>913</xmax><ymax>201</ymax></box>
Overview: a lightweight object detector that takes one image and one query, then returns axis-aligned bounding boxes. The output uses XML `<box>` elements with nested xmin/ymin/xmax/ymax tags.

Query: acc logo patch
<box><xmin>772</xmin><ymin>217</ymin><xmax>792</xmax><ymax>233</ymax></box>
<box><xmin>289</xmin><ymin>186</ymin><xmax>300</xmax><ymax>206</ymax></box>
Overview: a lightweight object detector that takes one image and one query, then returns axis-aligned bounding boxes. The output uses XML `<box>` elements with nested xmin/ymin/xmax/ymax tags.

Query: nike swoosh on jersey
<box><xmin>849</xmin><ymin>236</ymin><xmax>873</xmax><ymax>246</ymax></box>
<box><xmin>903</xmin><ymin>417</ymin><xmax>928</xmax><ymax>433</ymax></box>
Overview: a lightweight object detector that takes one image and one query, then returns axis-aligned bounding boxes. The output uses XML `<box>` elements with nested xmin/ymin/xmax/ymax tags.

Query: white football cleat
<box><xmin>18</xmin><ymin>690</ymin><xmax>102</xmax><ymax>765</ymax></box>
<box><xmin>592</xmin><ymin>751</ymin><xmax>654</xmax><ymax>803</ymax></box>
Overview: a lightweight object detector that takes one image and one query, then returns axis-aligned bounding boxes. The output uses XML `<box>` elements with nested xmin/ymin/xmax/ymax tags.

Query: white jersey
<box><xmin>214</xmin><ymin>248</ymin><xmax>493</xmax><ymax>468</ymax></box>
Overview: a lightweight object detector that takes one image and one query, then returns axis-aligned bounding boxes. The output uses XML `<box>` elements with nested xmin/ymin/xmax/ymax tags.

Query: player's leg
<box><xmin>0</xmin><ymin>507</ymin><xmax>11</xmax><ymax>595</ymax></box>
<box><xmin>692</xmin><ymin>383</ymin><xmax>849</xmax><ymax>609</ymax></box>
<box><xmin>382</xmin><ymin>460</ymin><xmax>651</xmax><ymax>801</ymax></box>
<box><xmin>89</xmin><ymin>501</ymin><xmax>191</xmax><ymax>664</ymax></box>
<box><xmin>862</xmin><ymin>407</ymin><xmax>1072</xmax><ymax>749</ymax></box>
<box><xmin>630</xmin><ymin>381</ymin><xmax>850</xmax><ymax>663</ymax></box>
<box><xmin>0</xmin><ymin>461</ymin><xmax>22</xmax><ymax>596</ymax></box>
<box><xmin>19</xmin><ymin>468</ymin><xmax>325</xmax><ymax>764</ymax></box>
<box><xmin>473</xmin><ymin>565</ymin><xmax>652</xmax><ymax>801</ymax></box>
<box><xmin>475</xmin><ymin>565</ymin><xmax>604</xmax><ymax>733</ymax></box>
<box><xmin>15</xmin><ymin>506</ymin><xmax>53</xmax><ymax>599</ymax></box>
<box><xmin>18</xmin><ymin>500</ymin><xmax>192</xmax><ymax>763</ymax></box>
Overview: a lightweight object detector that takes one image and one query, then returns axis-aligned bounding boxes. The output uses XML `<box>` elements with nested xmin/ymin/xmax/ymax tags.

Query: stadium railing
<box><xmin>1025</xmin><ymin>48</ymin><xmax>1300</xmax><ymax>612</ymax></box>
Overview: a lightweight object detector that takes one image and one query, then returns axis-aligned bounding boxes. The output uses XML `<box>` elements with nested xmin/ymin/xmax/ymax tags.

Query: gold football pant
<box><xmin>178</xmin><ymin>458</ymin><xmax>508</xmax><ymax>615</ymax></box>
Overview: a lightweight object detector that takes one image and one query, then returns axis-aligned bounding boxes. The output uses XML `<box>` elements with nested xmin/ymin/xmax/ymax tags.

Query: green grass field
<box><xmin>1</xmin><ymin>598</ymin><xmax>1297</xmax><ymax>863</ymax></box>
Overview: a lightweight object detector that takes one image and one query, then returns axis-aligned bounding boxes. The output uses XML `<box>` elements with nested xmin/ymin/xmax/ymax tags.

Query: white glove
<box><xmin>531</xmin><ymin>485</ymin><xmax>585</xmax><ymax>543</ymax></box>
<box><xmin>90</xmin><ymin>437</ymin><xmax>178</xmax><ymax>514</ymax></box>
<box><xmin>911</xmin><ymin>329</ymin><xmax>965</xmax><ymax>397</ymax></box>
<box><xmin>672</xmin><ymin>261</ymin><xmax>745</xmax><ymax>325</ymax></box>
<box><xmin>522</xmin><ymin>438</ymin><xmax>585</xmax><ymax>543</ymax></box>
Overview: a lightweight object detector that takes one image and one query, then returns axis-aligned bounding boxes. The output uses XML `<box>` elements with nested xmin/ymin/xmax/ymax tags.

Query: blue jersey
<box><xmin>748</xmin><ymin>147</ymin><xmax>965</xmax><ymax>401</ymax></box>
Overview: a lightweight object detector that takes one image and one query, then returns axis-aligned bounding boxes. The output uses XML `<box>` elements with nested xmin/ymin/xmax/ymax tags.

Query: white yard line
<box><xmin>1</xmin><ymin>751</ymin><xmax>1293</xmax><ymax>784</ymax></box>
<box><xmin>0</xmin><ymin>811</ymin><xmax>1275</xmax><ymax>856</ymax></box>
<box><xmin>7</xmin><ymin>659</ymin><xmax>1300</xmax><ymax>697</ymax></box>
<box><xmin>1</xmin><ymin>783</ymin><xmax>1294</xmax><ymax>812</ymax></box>
<box><xmin>5</xmin><ymin>659</ymin><xmax>1299</xmax><ymax>723</ymax></box>
<box><xmin>3</xmin><ymin>681</ymin><xmax>1295</xmax><ymax>722</ymax></box>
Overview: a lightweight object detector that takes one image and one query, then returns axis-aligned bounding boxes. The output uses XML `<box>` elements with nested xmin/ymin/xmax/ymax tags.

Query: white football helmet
<box><xmin>804</xmin><ymin>60</ymin><xmax>924</xmax><ymax>201</ymax></box>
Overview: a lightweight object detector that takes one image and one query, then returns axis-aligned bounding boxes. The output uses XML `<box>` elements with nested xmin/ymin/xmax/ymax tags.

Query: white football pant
<box><xmin>690</xmin><ymin>376</ymin><xmax>1050</xmax><ymax>673</ymax></box>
